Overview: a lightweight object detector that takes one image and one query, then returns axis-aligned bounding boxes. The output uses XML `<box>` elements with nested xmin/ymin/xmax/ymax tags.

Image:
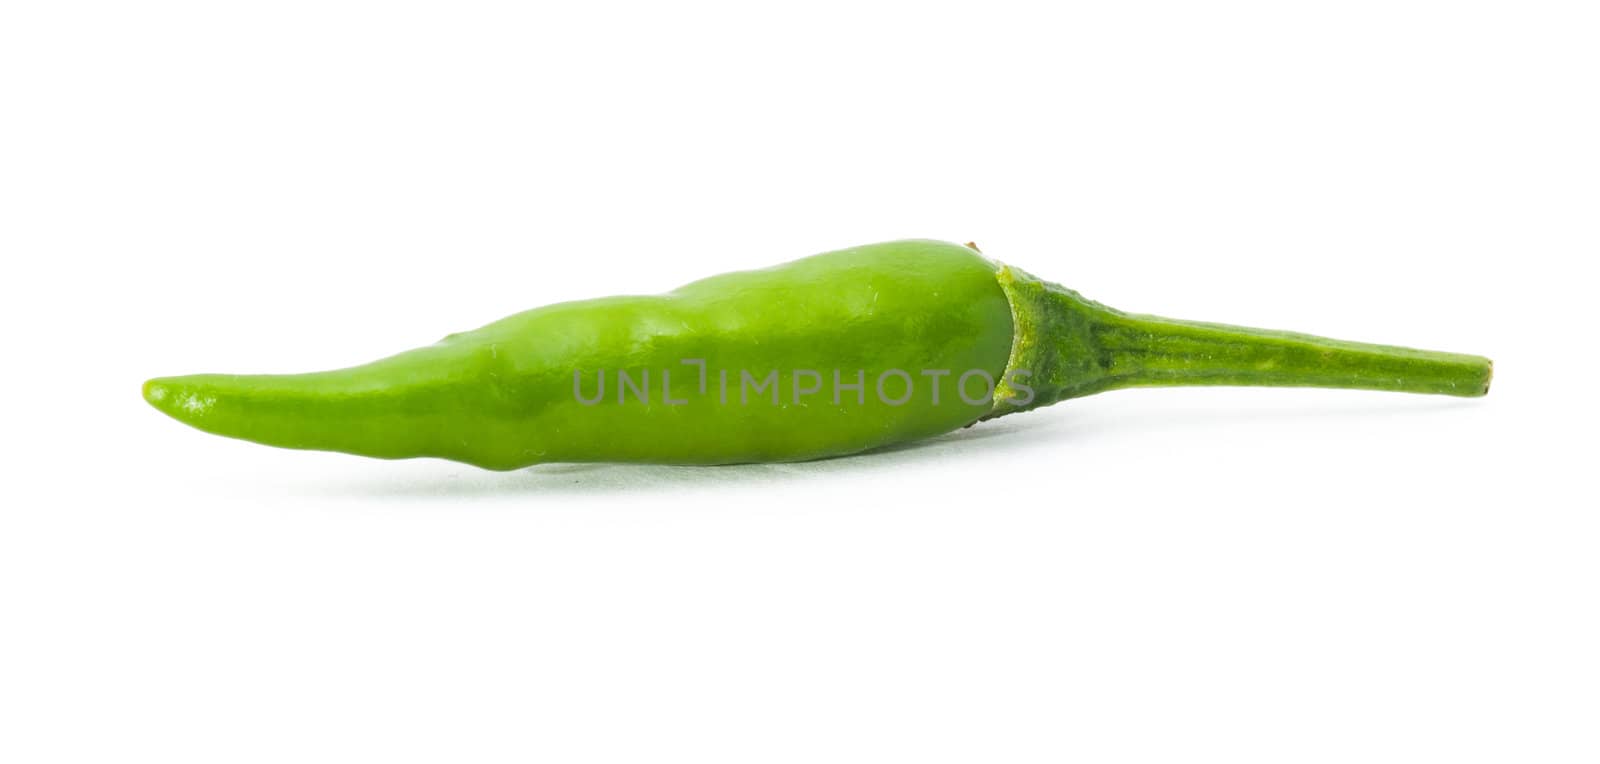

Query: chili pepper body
<box><xmin>144</xmin><ymin>239</ymin><xmax>1492</xmax><ymax>469</ymax></box>
<box><xmin>144</xmin><ymin>240</ymin><xmax>1015</xmax><ymax>469</ymax></box>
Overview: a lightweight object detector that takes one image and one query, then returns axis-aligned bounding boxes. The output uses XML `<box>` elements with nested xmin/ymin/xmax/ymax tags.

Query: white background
<box><xmin>3</xmin><ymin>2</ymin><xmax>1597</xmax><ymax>762</ymax></box>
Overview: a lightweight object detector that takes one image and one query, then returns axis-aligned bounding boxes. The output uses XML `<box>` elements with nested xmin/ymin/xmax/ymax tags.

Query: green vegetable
<box><xmin>143</xmin><ymin>239</ymin><xmax>1491</xmax><ymax>469</ymax></box>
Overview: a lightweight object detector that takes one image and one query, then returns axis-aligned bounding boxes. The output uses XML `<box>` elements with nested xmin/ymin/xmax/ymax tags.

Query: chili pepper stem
<box><xmin>989</xmin><ymin>265</ymin><xmax>1492</xmax><ymax>416</ymax></box>
<box><xmin>1090</xmin><ymin>311</ymin><xmax>1492</xmax><ymax>395</ymax></box>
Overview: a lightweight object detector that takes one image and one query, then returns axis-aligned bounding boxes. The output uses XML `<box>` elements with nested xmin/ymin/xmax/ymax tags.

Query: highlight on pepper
<box><xmin>143</xmin><ymin>239</ymin><xmax>1493</xmax><ymax>470</ymax></box>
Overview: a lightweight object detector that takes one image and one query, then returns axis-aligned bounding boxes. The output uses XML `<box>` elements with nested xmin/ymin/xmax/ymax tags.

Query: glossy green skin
<box><xmin>147</xmin><ymin>238</ymin><xmax>1494</xmax><ymax>470</ymax></box>
<box><xmin>144</xmin><ymin>240</ymin><xmax>1015</xmax><ymax>469</ymax></box>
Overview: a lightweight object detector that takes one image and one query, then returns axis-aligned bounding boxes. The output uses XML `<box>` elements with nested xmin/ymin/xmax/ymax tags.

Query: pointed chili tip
<box><xmin>143</xmin><ymin>376</ymin><xmax>185</xmax><ymax>421</ymax></box>
<box><xmin>142</xmin><ymin>375</ymin><xmax>215</xmax><ymax>425</ymax></box>
<box><xmin>143</xmin><ymin>377</ymin><xmax>172</xmax><ymax>410</ymax></box>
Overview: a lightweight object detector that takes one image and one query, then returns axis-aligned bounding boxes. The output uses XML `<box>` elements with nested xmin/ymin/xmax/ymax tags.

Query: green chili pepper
<box><xmin>143</xmin><ymin>239</ymin><xmax>1491</xmax><ymax>470</ymax></box>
